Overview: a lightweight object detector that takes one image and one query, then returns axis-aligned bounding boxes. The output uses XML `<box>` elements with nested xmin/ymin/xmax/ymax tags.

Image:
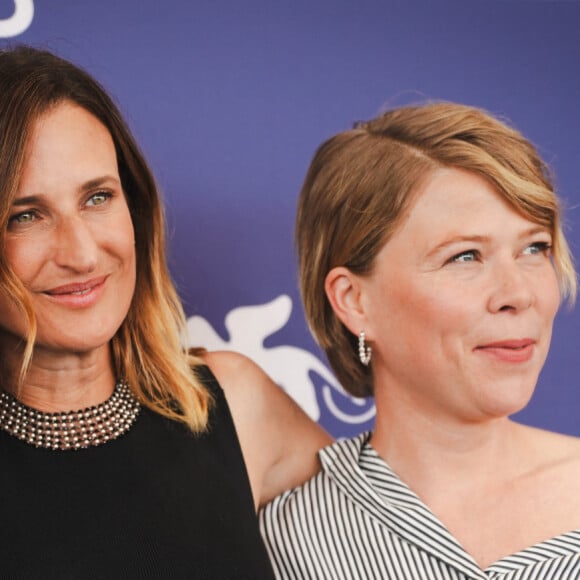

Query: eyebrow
<box><xmin>79</xmin><ymin>175</ymin><xmax>120</xmax><ymax>192</ymax></box>
<box><xmin>426</xmin><ymin>226</ymin><xmax>551</xmax><ymax>258</ymax></box>
<box><xmin>12</xmin><ymin>175</ymin><xmax>121</xmax><ymax>206</ymax></box>
<box><xmin>12</xmin><ymin>194</ymin><xmax>43</xmax><ymax>207</ymax></box>
<box><xmin>426</xmin><ymin>235</ymin><xmax>488</xmax><ymax>259</ymax></box>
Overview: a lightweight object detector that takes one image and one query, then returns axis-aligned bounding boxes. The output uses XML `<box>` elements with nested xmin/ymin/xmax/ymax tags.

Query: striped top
<box><xmin>259</xmin><ymin>433</ymin><xmax>580</xmax><ymax>579</ymax></box>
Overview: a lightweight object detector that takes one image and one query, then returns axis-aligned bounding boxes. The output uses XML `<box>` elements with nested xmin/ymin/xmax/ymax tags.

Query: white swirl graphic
<box><xmin>186</xmin><ymin>294</ymin><xmax>376</xmax><ymax>424</ymax></box>
<box><xmin>0</xmin><ymin>0</ymin><xmax>34</xmax><ymax>38</ymax></box>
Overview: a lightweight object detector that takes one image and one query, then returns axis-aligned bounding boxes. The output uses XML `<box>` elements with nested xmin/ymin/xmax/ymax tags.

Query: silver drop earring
<box><xmin>358</xmin><ymin>331</ymin><xmax>372</xmax><ymax>366</ymax></box>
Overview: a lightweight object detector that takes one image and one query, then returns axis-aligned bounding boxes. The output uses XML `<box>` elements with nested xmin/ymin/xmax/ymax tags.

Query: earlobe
<box><xmin>325</xmin><ymin>267</ymin><xmax>367</xmax><ymax>336</ymax></box>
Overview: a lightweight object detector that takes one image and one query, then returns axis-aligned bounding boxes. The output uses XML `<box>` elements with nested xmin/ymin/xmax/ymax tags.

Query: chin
<box><xmin>470</xmin><ymin>367</ymin><xmax>540</xmax><ymax>417</ymax></box>
<box><xmin>34</xmin><ymin>330</ymin><xmax>118</xmax><ymax>355</ymax></box>
<box><xmin>478</xmin><ymin>387</ymin><xmax>536</xmax><ymax>420</ymax></box>
<box><xmin>34</xmin><ymin>314</ymin><xmax>125</xmax><ymax>352</ymax></box>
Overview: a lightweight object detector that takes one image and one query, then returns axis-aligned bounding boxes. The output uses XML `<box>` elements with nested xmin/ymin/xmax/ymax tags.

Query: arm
<box><xmin>203</xmin><ymin>350</ymin><xmax>332</xmax><ymax>509</ymax></box>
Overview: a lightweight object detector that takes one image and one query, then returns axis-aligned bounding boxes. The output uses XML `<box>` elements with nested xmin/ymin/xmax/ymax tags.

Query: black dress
<box><xmin>0</xmin><ymin>367</ymin><xmax>275</xmax><ymax>579</ymax></box>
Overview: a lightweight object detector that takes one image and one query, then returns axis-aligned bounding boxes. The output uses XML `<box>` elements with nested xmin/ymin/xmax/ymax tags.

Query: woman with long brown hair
<box><xmin>0</xmin><ymin>45</ymin><xmax>329</xmax><ymax>578</ymax></box>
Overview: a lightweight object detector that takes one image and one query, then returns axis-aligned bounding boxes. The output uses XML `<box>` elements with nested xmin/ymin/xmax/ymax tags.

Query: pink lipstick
<box><xmin>42</xmin><ymin>276</ymin><xmax>107</xmax><ymax>308</ymax></box>
<box><xmin>475</xmin><ymin>339</ymin><xmax>535</xmax><ymax>363</ymax></box>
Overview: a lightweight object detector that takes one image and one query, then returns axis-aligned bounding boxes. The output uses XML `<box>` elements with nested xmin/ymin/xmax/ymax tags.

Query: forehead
<box><xmin>384</xmin><ymin>167</ymin><xmax>547</xmax><ymax>249</ymax></box>
<box><xmin>415</xmin><ymin>168</ymin><xmax>498</xmax><ymax>216</ymax></box>
<box><xmin>19</xmin><ymin>102</ymin><xmax>117</xmax><ymax>190</ymax></box>
<box><xmin>27</xmin><ymin>101</ymin><xmax>112</xmax><ymax>151</ymax></box>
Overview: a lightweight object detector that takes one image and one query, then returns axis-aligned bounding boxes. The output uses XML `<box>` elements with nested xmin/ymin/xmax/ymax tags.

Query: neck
<box><xmin>370</xmin><ymin>390</ymin><xmax>526</xmax><ymax>501</ymax></box>
<box><xmin>0</xmin><ymin>340</ymin><xmax>116</xmax><ymax>412</ymax></box>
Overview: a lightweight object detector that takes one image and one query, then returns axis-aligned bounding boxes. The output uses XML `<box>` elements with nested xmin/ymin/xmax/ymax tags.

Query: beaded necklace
<box><xmin>0</xmin><ymin>380</ymin><xmax>141</xmax><ymax>450</ymax></box>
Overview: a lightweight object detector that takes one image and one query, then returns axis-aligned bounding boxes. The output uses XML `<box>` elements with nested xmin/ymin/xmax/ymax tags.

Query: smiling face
<box><xmin>357</xmin><ymin>167</ymin><xmax>560</xmax><ymax>423</ymax></box>
<box><xmin>0</xmin><ymin>101</ymin><xmax>136</xmax><ymax>358</ymax></box>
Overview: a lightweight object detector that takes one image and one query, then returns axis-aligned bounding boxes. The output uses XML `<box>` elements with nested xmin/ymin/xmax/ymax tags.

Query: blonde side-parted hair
<box><xmin>296</xmin><ymin>102</ymin><xmax>576</xmax><ymax>398</ymax></box>
<box><xmin>0</xmin><ymin>46</ymin><xmax>211</xmax><ymax>432</ymax></box>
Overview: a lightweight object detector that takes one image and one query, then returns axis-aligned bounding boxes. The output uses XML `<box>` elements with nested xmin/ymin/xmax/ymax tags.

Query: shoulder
<box><xmin>504</xmin><ymin>423</ymin><xmax>580</xmax><ymax>538</ymax></box>
<box><xmin>201</xmin><ymin>350</ymin><xmax>269</xmax><ymax>399</ymax></box>
<box><xmin>201</xmin><ymin>350</ymin><xmax>332</xmax><ymax>508</ymax></box>
<box><xmin>519</xmin><ymin>424</ymin><xmax>580</xmax><ymax>463</ymax></box>
<box><xmin>263</xmin><ymin>433</ymin><xmax>370</xmax><ymax>511</ymax></box>
<box><xmin>200</xmin><ymin>351</ymin><xmax>279</xmax><ymax>430</ymax></box>
<box><xmin>514</xmin><ymin>423</ymin><xmax>580</xmax><ymax>494</ymax></box>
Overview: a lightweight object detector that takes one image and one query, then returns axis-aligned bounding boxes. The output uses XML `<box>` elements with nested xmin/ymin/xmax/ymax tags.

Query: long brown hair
<box><xmin>0</xmin><ymin>46</ymin><xmax>211</xmax><ymax>431</ymax></box>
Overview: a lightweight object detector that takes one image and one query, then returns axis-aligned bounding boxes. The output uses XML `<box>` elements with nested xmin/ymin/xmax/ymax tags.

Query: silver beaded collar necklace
<box><xmin>0</xmin><ymin>380</ymin><xmax>141</xmax><ymax>451</ymax></box>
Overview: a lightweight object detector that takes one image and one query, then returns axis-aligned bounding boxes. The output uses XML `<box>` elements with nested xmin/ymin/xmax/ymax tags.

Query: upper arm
<box><xmin>203</xmin><ymin>350</ymin><xmax>332</xmax><ymax>509</ymax></box>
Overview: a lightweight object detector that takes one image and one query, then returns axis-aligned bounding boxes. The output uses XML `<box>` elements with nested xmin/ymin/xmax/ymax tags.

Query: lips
<box><xmin>41</xmin><ymin>276</ymin><xmax>108</xmax><ymax>308</ymax></box>
<box><xmin>44</xmin><ymin>276</ymin><xmax>107</xmax><ymax>296</ymax></box>
<box><xmin>475</xmin><ymin>339</ymin><xmax>536</xmax><ymax>363</ymax></box>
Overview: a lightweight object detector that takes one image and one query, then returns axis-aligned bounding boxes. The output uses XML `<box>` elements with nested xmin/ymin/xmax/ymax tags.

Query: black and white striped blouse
<box><xmin>259</xmin><ymin>433</ymin><xmax>580</xmax><ymax>579</ymax></box>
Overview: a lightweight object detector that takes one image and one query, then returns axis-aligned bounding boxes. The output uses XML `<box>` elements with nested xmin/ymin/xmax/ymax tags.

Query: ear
<box><xmin>325</xmin><ymin>266</ymin><xmax>368</xmax><ymax>337</ymax></box>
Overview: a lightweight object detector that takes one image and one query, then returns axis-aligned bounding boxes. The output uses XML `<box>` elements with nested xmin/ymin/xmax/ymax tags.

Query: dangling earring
<box><xmin>358</xmin><ymin>331</ymin><xmax>372</xmax><ymax>366</ymax></box>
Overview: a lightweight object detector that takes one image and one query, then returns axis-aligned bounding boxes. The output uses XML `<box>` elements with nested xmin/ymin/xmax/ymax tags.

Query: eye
<box><xmin>86</xmin><ymin>191</ymin><xmax>112</xmax><ymax>207</ymax></box>
<box><xmin>449</xmin><ymin>249</ymin><xmax>480</xmax><ymax>263</ymax></box>
<box><xmin>8</xmin><ymin>210</ymin><xmax>37</xmax><ymax>226</ymax></box>
<box><xmin>523</xmin><ymin>241</ymin><xmax>552</xmax><ymax>256</ymax></box>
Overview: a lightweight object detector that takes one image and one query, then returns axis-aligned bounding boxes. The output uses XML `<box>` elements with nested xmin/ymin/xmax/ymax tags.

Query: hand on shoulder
<box><xmin>202</xmin><ymin>350</ymin><xmax>332</xmax><ymax>509</ymax></box>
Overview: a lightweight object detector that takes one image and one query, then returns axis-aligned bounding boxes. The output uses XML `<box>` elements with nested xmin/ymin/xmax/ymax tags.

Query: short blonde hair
<box><xmin>0</xmin><ymin>46</ymin><xmax>211</xmax><ymax>431</ymax></box>
<box><xmin>296</xmin><ymin>102</ymin><xmax>576</xmax><ymax>397</ymax></box>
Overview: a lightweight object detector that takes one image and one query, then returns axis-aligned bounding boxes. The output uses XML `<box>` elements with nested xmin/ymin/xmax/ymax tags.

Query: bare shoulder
<box><xmin>507</xmin><ymin>424</ymin><xmax>580</xmax><ymax>538</ymax></box>
<box><xmin>201</xmin><ymin>350</ymin><xmax>268</xmax><ymax>401</ymax></box>
<box><xmin>524</xmin><ymin>425</ymin><xmax>580</xmax><ymax>456</ymax></box>
<box><xmin>201</xmin><ymin>350</ymin><xmax>332</xmax><ymax>508</ymax></box>
<box><xmin>201</xmin><ymin>350</ymin><xmax>295</xmax><ymax>428</ymax></box>
<box><xmin>518</xmin><ymin>423</ymin><xmax>580</xmax><ymax>481</ymax></box>
<box><xmin>201</xmin><ymin>350</ymin><xmax>288</xmax><ymax>432</ymax></box>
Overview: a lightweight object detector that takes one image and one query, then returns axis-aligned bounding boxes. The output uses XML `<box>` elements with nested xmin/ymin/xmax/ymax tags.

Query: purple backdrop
<box><xmin>1</xmin><ymin>0</ymin><xmax>579</xmax><ymax>437</ymax></box>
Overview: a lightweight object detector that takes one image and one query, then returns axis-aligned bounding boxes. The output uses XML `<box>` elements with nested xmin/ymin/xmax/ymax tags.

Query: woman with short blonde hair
<box><xmin>261</xmin><ymin>102</ymin><xmax>580</xmax><ymax>579</ymax></box>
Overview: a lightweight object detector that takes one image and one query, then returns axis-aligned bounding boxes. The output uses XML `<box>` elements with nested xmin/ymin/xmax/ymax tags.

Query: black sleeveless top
<box><xmin>0</xmin><ymin>367</ymin><xmax>275</xmax><ymax>579</ymax></box>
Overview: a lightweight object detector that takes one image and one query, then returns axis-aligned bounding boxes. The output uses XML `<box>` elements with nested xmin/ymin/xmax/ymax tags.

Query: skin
<box><xmin>326</xmin><ymin>167</ymin><xmax>580</xmax><ymax>568</ymax></box>
<box><xmin>0</xmin><ymin>102</ymin><xmax>136</xmax><ymax>409</ymax></box>
<box><xmin>362</xmin><ymin>167</ymin><xmax>559</xmax><ymax>425</ymax></box>
<box><xmin>0</xmin><ymin>101</ymin><xmax>330</xmax><ymax>509</ymax></box>
<box><xmin>204</xmin><ymin>350</ymin><xmax>331</xmax><ymax>508</ymax></box>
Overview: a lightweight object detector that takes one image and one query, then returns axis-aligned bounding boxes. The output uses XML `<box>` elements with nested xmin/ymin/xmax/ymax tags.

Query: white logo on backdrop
<box><xmin>0</xmin><ymin>0</ymin><xmax>34</xmax><ymax>38</ymax></box>
<box><xmin>186</xmin><ymin>294</ymin><xmax>375</xmax><ymax>424</ymax></box>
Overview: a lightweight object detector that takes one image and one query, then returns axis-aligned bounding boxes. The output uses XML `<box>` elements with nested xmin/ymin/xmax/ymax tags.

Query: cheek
<box><xmin>543</xmin><ymin>272</ymin><xmax>562</xmax><ymax>323</ymax></box>
<box><xmin>0</xmin><ymin>277</ymin><xmax>34</xmax><ymax>339</ymax></box>
<box><xmin>119</xmin><ymin>217</ymin><xmax>137</xmax><ymax>287</ymax></box>
<box><xmin>398</xmin><ymin>285</ymin><xmax>479</xmax><ymax>363</ymax></box>
<box><xmin>112</xmin><ymin>209</ymin><xmax>136</xmax><ymax>262</ymax></box>
<box><xmin>369</xmin><ymin>280</ymin><xmax>458</xmax><ymax>350</ymax></box>
<box><xmin>4</xmin><ymin>238</ymin><xmax>46</xmax><ymax>287</ymax></box>
<box><xmin>117</xmin><ymin>237</ymin><xmax>137</xmax><ymax>290</ymax></box>
<box><xmin>393</xmin><ymin>278</ymin><xmax>474</xmax><ymax>329</ymax></box>
<box><xmin>98</xmin><ymin>208</ymin><xmax>137</xmax><ymax>293</ymax></box>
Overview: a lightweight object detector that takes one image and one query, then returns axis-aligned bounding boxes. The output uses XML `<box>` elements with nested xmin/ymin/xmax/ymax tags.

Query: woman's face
<box><xmin>0</xmin><ymin>101</ymin><xmax>136</xmax><ymax>356</ymax></box>
<box><xmin>360</xmin><ymin>167</ymin><xmax>560</xmax><ymax>422</ymax></box>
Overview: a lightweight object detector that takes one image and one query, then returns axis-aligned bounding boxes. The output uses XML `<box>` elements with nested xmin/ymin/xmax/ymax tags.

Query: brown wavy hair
<box><xmin>0</xmin><ymin>45</ymin><xmax>211</xmax><ymax>431</ymax></box>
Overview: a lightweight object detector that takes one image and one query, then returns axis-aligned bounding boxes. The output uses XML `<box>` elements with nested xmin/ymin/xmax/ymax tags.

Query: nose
<box><xmin>53</xmin><ymin>216</ymin><xmax>98</xmax><ymax>273</ymax></box>
<box><xmin>487</xmin><ymin>259</ymin><xmax>534</xmax><ymax>313</ymax></box>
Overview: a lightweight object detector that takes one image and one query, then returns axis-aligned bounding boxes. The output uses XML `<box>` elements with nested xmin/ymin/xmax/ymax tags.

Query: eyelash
<box><xmin>8</xmin><ymin>209</ymin><xmax>38</xmax><ymax>226</ymax></box>
<box><xmin>448</xmin><ymin>241</ymin><xmax>552</xmax><ymax>264</ymax></box>
<box><xmin>86</xmin><ymin>190</ymin><xmax>113</xmax><ymax>206</ymax></box>
<box><xmin>7</xmin><ymin>191</ymin><xmax>114</xmax><ymax>229</ymax></box>
<box><xmin>449</xmin><ymin>249</ymin><xmax>479</xmax><ymax>264</ymax></box>
<box><xmin>523</xmin><ymin>241</ymin><xmax>552</xmax><ymax>256</ymax></box>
